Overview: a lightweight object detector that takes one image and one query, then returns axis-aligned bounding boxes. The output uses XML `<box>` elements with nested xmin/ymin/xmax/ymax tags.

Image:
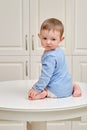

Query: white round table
<box><xmin>0</xmin><ymin>80</ymin><xmax>87</xmax><ymax>122</ymax></box>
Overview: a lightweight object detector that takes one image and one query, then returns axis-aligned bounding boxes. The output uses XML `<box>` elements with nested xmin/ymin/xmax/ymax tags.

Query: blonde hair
<box><xmin>40</xmin><ymin>18</ymin><xmax>64</xmax><ymax>38</ymax></box>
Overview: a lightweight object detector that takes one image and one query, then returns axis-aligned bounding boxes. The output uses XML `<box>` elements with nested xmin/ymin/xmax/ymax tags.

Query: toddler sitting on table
<box><xmin>28</xmin><ymin>18</ymin><xmax>82</xmax><ymax>100</ymax></box>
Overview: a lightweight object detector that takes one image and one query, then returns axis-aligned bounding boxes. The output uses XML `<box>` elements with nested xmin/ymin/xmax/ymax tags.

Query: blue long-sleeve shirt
<box><xmin>33</xmin><ymin>47</ymin><xmax>73</xmax><ymax>98</ymax></box>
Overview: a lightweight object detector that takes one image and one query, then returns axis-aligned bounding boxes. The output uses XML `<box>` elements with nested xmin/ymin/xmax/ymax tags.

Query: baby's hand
<box><xmin>28</xmin><ymin>88</ymin><xmax>39</xmax><ymax>100</ymax></box>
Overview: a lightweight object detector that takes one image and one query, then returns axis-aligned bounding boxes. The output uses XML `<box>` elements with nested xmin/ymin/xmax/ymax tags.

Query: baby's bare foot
<box><xmin>73</xmin><ymin>83</ymin><xmax>82</xmax><ymax>97</ymax></box>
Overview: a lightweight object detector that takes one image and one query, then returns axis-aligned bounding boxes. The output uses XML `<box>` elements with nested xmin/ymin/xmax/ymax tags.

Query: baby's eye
<box><xmin>52</xmin><ymin>38</ymin><xmax>56</xmax><ymax>41</ymax></box>
<box><xmin>43</xmin><ymin>37</ymin><xmax>47</xmax><ymax>40</ymax></box>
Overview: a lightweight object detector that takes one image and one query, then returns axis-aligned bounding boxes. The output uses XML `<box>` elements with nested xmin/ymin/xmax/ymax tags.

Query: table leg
<box><xmin>27</xmin><ymin>121</ymin><xmax>46</xmax><ymax>130</ymax></box>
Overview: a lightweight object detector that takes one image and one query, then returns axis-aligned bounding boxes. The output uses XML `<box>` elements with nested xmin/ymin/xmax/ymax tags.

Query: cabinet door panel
<box><xmin>30</xmin><ymin>56</ymin><xmax>41</xmax><ymax>79</ymax></box>
<box><xmin>0</xmin><ymin>56</ymin><xmax>29</xmax><ymax>81</ymax></box>
<box><xmin>73</xmin><ymin>0</ymin><xmax>87</xmax><ymax>55</ymax></box>
<box><xmin>73</xmin><ymin>56</ymin><xmax>87</xmax><ymax>82</ymax></box>
<box><xmin>0</xmin><ymin>121</ymin><xmax>26</xmax><ymax>130</ymax></box>
<box><xmin>47</xmin><ymin>121</ymin><xmax>71</xmax><ymax>130</ymax></box>
<box><xmin>0</xmin><ymin>0</ymin><xmax>29</xmax><ymax>55</ymax></box>
<box><xmin>72</xmin><ymin>121</ymin><xmax>87</xmax><ymax>130</ymax></box>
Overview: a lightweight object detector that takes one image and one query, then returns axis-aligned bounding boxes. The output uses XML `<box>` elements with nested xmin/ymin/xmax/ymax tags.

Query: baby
<box><xmin>28</xmin><ymin>18</ymin><xmax>82</xmax><ymax>100</ymax></box>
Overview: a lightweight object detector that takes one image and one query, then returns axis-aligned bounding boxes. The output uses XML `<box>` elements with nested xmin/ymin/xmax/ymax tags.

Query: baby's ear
<box><xmin>61</xmin><ymin>36</ymin><xmax>65</xmax><ymax>41</ymax></box>
<box><xmin>38</xmin><ymin>33</ymin><xmax>41</xmax><ymax>38</ymax></box>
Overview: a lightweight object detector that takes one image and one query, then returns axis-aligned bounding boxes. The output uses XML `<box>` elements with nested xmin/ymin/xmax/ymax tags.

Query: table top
<box><xmin>0</xmin><ymin>80</ymin><xmax>87</xmax><ymax>121</ymax></box>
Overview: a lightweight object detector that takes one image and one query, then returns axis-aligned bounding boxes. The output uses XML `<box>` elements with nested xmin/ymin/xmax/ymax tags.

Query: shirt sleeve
<box><xmin>33</xmin><ymin>55</ymin><xmax>56</xmax><ymax>92</ymax></box>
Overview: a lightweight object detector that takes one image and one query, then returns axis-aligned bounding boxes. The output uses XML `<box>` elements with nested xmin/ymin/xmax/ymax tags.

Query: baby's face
<box><xmin>38</xmin><ymin>29</ymin><xmax>62</xmax><ymax>51</ymax></box>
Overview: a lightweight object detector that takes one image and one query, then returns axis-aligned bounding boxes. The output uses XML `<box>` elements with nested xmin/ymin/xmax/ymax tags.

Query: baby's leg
<box><xmin>72</xmin><ymin>83</ymin><xmax>82</xmax><ymax>97</ymax></box>
<box><xmin>31</xmin><ymin>89</ymin><xmax>48</xmax><ymax>100</ymax></box>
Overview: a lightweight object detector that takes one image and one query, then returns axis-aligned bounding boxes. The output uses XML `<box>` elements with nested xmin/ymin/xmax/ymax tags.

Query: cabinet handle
<box><xmin>26</xmin><ymin>60</ymin><xmax>28</xmax><ymax>76</ymax></box>
<box><xmin>32</xmin><ymin>35</ymin><xmax>34</xmax><ymax>50</ymax></box>
<box><xmin>25</xmin><ymin>34</ymin><xmax>28</xmax><ymax>50</ymax></box>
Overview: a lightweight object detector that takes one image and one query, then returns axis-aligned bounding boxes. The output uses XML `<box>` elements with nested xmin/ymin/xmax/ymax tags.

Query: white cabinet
<box><xmin>0</xmin><ymin>0</ymin><xmax>30</xmax><ymax>81</ymax></box>
<box><xmin>47</xmin><ymin>121</ymin><xmax>71</xmax><ymax>130</ymax></box>
<box><xmin>72</xmin><ymin>121</ymin><xmax>87</xmax><ymax>130</ymax></box>
<box><xmin>30</xmin><ymin>56</ymin><xmax>41</xmax><ymax>79</ymax></box>
<box><xmin>72</xmin><ymin>0</ymin><xmax>87</xmax><ymax>83</ymax></box>
<box><xmin>73</xmin><ymin>56</ymin><xmax>87</xmax><ymax>82</ymax></box>
<box><xmin>0</xmin><ymin>56</ymin><xmax>29</xmax><ymax>81</ymax></box>
<box><xmin>0</xmin><ymin>121</ymin><xmax>26</xmax><ymax>130</ymax></box>
<box><xmin>0</xmin><ymin>0</ymin><xmax>29</xmax><ymax>55</ymax></box>
<box><xmin>72</xmin><ymin>0</ymin><xmax>87</xmax><ymax>56</ymax></box>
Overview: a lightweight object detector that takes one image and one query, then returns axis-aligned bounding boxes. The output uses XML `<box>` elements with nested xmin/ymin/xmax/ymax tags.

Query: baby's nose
<box><xmin>47</xmin><ymin>40</ymin><xmax>51</xmax><ymax>44</ymax></box>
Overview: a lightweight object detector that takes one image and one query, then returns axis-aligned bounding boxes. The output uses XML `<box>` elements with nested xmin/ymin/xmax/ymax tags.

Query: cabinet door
<box><xmin>0</xmin><ymin>121</ymin><xmax>26</xmax><ymax>130</ymax></box>
<box><xmin>30</xmin><ymin>0</ymin><xmax>73</xmax><ymax>55</ymax></box>
<box><xmin>30</xmin><ymin>56</ymin><xmax>41</xmax><ymax>79</ymax></box>
<box><xmin>0</xmin><ymin>0</ymin><xmax>29</xmax><ymax>55</ymax></box>
<box><xmin>72</xmin><ymin>121</ymin><xmax>87</xmax><ymax>130</ymax></box>
<box><xmin>73</xmin><ymin>56</ymin><xmax>87</xmax><ymax>82</ymax></box>
<box><xmin>0</xmin><ymin>56</ymin><xmax>29</xmax><ymax>81</ymax></box>
<box><xmin>72</xmin><ymin>0</ymin><xmax>87</xmax><ymax>55</ymax></box>
<box><xmin>72</xmin><ymin>0</ymin><xmax>87</xmax><ymax>82</ymax></box>
<box><xmin>47</xmin><ymin>121</ymin><xmax>71</xmax><ymax>130</ymax></box>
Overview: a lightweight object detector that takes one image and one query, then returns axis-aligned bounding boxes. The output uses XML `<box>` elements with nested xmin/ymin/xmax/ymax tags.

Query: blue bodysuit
<box><xmin>33</xmin><ymin>47</ymin><xmax>73</xmax><ymax>98</ymax></box>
